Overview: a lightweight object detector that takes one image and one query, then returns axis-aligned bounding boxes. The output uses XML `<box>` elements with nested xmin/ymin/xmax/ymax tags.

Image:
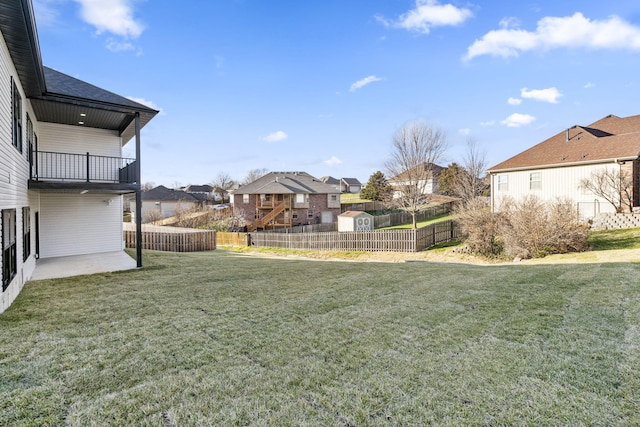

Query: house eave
<box><xmin>28</xmin><ymin>180</ymin><xmax>139</xmax><ymax>194</ymax></box>
<box><xmin>488</xmin><ymin>156</ymin><xmax>640</xmax><ymax>174</ymax></box>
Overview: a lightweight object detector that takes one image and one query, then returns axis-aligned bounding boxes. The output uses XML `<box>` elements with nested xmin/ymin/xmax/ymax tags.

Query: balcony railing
<box><xmin>30</xmin><ymin>150</ymin><xmax>137</xmax><ymax>184</ymax></box>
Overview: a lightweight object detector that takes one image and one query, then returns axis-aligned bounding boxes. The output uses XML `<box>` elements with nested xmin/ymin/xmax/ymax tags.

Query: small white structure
<box><xmin>338</xmin><ymin>211</ymin><xmax>374</xmax><ymax>232</ymax></box>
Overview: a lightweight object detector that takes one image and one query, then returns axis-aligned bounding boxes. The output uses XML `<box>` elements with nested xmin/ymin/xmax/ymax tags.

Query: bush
<box><xmin>458</xmin><ymin>195</ymin><xmax>590</xmax><ymax>259</ymax></box>
<box><xmin>456</xmin><ymin>197</ymin><xmax>503</xmax><ymax>256</ymax></box>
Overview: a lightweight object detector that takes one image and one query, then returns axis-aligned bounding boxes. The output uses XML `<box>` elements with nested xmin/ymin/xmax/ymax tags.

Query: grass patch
<box><xmin>589</xmin><ymin>227</ymin><xmax>640</xmax><ymax>251</ymax></box>
<box><xmin>1</xmin><ymin>250</ymin><xmax>640</xmax><ymax>425</ymax></box>
<box><xmin>380</xmin><ymin>213</ymin><xmax>452</xmax><ymax>230</ymax></box>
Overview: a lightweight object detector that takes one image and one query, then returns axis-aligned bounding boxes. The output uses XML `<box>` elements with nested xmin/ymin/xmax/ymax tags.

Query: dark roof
<box><xmin>320</xmin><ymin>176</ymin><xmax>340</xmax><ymax>185</ymax></box>
<box><xmin>0</xmin><ymin>0</ymin><xmax>158</xmax><ymax>144</ymax></box>
<box><xmin>489</xmin><ymin>114</ymin><xmax>640</xmax><ymax>172</ymax></box>
<box><xmin>236</xmin><ymin>172</ymin><xmax>340</xmax><ymax>195</ymax></box>
<box><xmin>185</xmin><ymin>184</ymin><xmax>213</xmax><ymax>193</ymax></box>
<box><xmin>141</xmin><ymin>186</ymin><xmax>199</xmax><ymax>202</ymax></box>
<box><xmin>342</xmin><ymin>178</ymin><xmax>362</xmax><ymax>185</ymax></box>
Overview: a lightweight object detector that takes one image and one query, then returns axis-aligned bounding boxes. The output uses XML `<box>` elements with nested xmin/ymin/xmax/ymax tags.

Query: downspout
<box><xmin>134</xmin><ymin>112</ymin><xmax>143</xmax><ymax>268</ymax></box>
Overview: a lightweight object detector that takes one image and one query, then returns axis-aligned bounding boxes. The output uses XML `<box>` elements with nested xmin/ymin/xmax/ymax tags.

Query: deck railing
<box><xmin>30</xmin><ymin>150</ymin><xmax>136</xmax><ymax>184</ymax></box>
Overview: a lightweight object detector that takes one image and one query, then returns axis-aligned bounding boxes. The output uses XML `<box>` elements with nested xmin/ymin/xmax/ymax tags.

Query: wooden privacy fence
<box><xmin>216</xmin><ymin>231</ymin><xmax>250</xmax><ymax>246</ymax></box>
<box><xmin>123</xmin><ymin>224</ymin><xmax>216</xmax><ymax>252</ymax></box>
<box><xmin>250</xmin><ymin>220</ymin><xmax>460</xmax><ymax>252</ymax></box>
<box><xmin>374</xmin><ymin>203</ymin><xmax>452</xmax><ymax>228</ymax></box>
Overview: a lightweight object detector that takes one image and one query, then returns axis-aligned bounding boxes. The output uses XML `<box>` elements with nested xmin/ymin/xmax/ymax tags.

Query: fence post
<box><xmin>86</xmin><ymin>152</ymin><xmax>90</xmax><ymax>182</ymax></box>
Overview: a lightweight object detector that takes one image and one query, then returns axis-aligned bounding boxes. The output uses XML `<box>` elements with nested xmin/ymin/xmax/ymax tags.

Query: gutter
<box><xmin>488</xmin><ymin>155</ymin><xmax>640</xmax><ymax>174</ymax></box>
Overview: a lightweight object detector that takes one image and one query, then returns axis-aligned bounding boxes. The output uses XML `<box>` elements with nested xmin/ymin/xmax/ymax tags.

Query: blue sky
<box><xmin>33</xmin><ymin>0</ymin><xmax>640</xmax><ymax>186</ymax></box>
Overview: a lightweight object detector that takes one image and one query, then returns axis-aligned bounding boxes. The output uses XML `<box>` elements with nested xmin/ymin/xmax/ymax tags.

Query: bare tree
<box><xmin>579</xmin><ymin>167</ymin><xmax>634</xmax><ymax>213</ymax></box>
<box><xmin>385</xmin><ymin>120</ymin><xmax>447</xmax><ymax>228</ymax></box>
<box><xmin>211</xmin><ymin>172</ymin><xmax>236</xmax><ymax>203</ymax></box>
<box><xmin>243</xmin><ymin>168</ymin><xmax>269</xmax><ymax>185</ymax></box>
<box><xmin>141</xmin><ymin>182</ymin><xmax>155</xmax><ymax>191</ymax></box>
<box><xmin>456</xmin><ymin>138</ymin><xmax>488</xmax><ymax>204</ymax></box>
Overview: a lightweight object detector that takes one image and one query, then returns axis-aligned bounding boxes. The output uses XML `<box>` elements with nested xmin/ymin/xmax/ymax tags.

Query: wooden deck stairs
<box><xmin>248</xmin><ymin>202</ymin><xmax>287</xmax><ymax>231</ymax></box>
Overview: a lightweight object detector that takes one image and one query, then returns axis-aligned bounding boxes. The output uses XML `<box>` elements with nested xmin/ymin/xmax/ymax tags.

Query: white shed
<box><xmin>338</xmin><ymin>211</ymin><xmax>374</xmax><ymax>232</ymax></box>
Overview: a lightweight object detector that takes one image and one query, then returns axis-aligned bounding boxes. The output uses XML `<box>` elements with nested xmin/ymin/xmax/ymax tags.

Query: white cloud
<box><xmin>465</xmin><ymin>12</ymin><xmax>640</xmax><ymax>60</ymax></box>
<box><xmin>262</xmin><ymin>131</ymin><xmax>288</xmax><ymax>143</ymax></box>
<box><xmin>380</xmin><ymin>0</ymin><xmax>473</xmax><ymax>34</ymax></box>
<box><xmin>324</xmin><ymin>156</ymin><xmax>342</xmax><ymax>166</ymax></box>
<box><xmin>508</xmin><ymin>97</ymin><xmax>522</xmax><ymax>105</ymax></box>
<box><xmin>521</xmin><ymin>87</ymin><xmax>562</xmax><ymax>103</ymax></box>
<box><xmin>480</xmin><ymin>120</ymin><xmax>496</xmax><ymax>126</ymax></box>
<box><xmin>501</xmin><ymin>113</ymin><xmax>536</xmax><ymax>127</ymax></box>
<box><xmin>127</xmin><ymin>97</ymin><xmax>164</xmax><ymax>114</ymax></box>
<box><xmin>584</xmin><ymin>82</ymin><xmax>595</xmax><ymax>89</ymax></box>
<box><xmin>458</xmin><ymin>128</ymin><xmax>471</xmax><ymax>135</ymax></box>
<box><xmin>350</xmin><ymin>75</ymin><xmax>382</xmax><ymax>92</ymax></box>
<box><xmin>106</xmin><ymin>39</ymin><xmax>135</xmax><ymax>52</ymax></box>
<box><xmin>74</xmin><ymin>0</ymin><xmax>144</xmax><ymax>38</ymax></box>
<box><xmin>32</xmin><ymin>0</ymin><xmax>60</xmax><ymax>27</ymax></box>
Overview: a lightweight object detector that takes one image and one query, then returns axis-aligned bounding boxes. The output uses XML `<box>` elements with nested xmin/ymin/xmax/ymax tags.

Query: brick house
<box><xmin>233</xmin><ymin>172</ymin><xmax>341</xmax><ymax>231</ymax></box>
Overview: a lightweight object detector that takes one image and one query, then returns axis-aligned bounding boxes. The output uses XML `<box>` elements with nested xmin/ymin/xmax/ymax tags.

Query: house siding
<box><xmin>491</xmin><ymin>162</ymin><xmax>621</xmax><ymax>218</ymax></box>
<box><xmin>0</xmin><ymin>33</ymin><xmax>36</xmax><ymax>313</ymax></box>
<box><xmin>38</xmin><ymin>122</ymin><xmax>121</xmax><ymax>156</ymax></box>
<box><xmin>39</xmin><ymin>193</ymin><xmax>123</xmax><ymax>258</ymax></box>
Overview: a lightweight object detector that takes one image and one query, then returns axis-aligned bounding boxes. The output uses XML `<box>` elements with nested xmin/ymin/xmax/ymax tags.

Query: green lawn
<box><xmin>1</xmin><ymin>249</ymin><xmax>639</xmax><ymax>425</ymax></box>
<box><xmin>381</xmin><ymin>212</ymin><xmax>452</xmax><ymax>229</ymax></box>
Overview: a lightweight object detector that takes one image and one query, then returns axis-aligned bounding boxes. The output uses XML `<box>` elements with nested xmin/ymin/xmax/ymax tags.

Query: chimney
<box><xmin>566</xmin><ymin>128</ymin><xmax>569</xmax><ymax>142</ymax></box>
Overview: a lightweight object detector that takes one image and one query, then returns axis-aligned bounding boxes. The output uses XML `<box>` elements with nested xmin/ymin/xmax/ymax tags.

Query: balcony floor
<box><xmin>30</xmin><ymin>251</ymin><xmax>137</xmax><ymax>281</ymax></box>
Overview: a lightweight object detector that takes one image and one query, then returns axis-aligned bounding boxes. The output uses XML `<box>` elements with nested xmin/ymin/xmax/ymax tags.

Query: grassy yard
<box><xmin>1</xmin><ymin>249</ymin><xmax>640</xmax><ymax>425</ymax></box>
<box><xmin>380</xmin><ymin>213</ymin><xmax>452</xmax><ymax>230</ymax></box>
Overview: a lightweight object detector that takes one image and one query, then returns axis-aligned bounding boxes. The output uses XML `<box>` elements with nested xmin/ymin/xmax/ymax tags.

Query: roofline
<box><xmin>33</xmin><ymin>92</ymin><xmax>159</xmax><ymax>115</ymax></box>
<box><xmin>488</xmin><ymin>155</ymin><xmax>640</xmax><ymax>174</ymax></box>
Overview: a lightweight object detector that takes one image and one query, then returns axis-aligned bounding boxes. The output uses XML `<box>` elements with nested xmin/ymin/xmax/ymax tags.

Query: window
<box><xmin>11</xmin><ymin>78</ymin><xmax>22</xmax><ymax>152</ymax></box>
<box><xmin>330</xmin><ymin>195</ymin><xmax>338</xmax><ymax>202</ymax></box>
<box><xmin>243</xmin><ymin>194</ymin><xmax>249</xmax><ymax>204</ymax></box>
<box><xmin>296</xmin><ymin>194</ymin><xmax>305</xmax><ymax>204</ymax></box>
<box><xmin>2</xmin><ymin>209</ymin><xmax>17</xmax><ymax>291</ymax></box>
<box><xmin>307</xmin><ymin>211</ymin><xmax>314</xmax><ymax>219</ymax></box>
<box><xmin>497</xmin><ymin>175</ymin><xmax>508</xmax><ymax>191</ymax></box>
<box><xmin>23</xmin><ymin>207</ymin><xmax>30</xmax><ymax>262</ymax></box>
<box><xmin>529</xmin><ymin>172</ymin><xmax>541</xmax><ymax>190</ymax></box>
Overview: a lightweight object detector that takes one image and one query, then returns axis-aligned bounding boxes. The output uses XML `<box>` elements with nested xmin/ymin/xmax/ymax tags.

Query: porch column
<box><xmin>134</xmin><ymin>112</ymin><xmax>143</xmax><ymax>268</ymax></box>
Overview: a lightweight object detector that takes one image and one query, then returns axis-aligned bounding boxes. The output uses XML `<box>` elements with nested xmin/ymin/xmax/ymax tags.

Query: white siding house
<box><xmin>488</xmin><ymin>115</ymin><xmax>640</xmax><ymax>219</ymax></box>
<box><xmin>0</xmin><ymin>0</ymin><xmax>158</xmax><ymax>313</ymax></box>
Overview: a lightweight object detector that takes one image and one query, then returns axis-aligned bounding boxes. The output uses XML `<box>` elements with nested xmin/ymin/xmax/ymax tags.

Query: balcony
<box><xmin>28</xmin><ymin>150</ymin><xmax>139</xmax><ymax>193</ymax></box>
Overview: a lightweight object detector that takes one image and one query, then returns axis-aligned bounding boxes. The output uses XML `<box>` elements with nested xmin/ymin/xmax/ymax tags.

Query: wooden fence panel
<box><xmin>216</xmin><ymin>232</ymin><xmax>250</xmax><ymax>246</ymax></box>
<box><xmin>124</xmin><ymin>225</ymin><xmax>216</xmax><ymax>252</ymax></box>
<box><xmin>249</xmin><ymin>221</ymin><xmax>459</xmax><ymax>253</ymax></box>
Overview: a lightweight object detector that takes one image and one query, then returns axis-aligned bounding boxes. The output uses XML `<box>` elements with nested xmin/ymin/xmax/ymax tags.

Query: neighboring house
<box><xmin>320</xmin><ymin>176</ymin><xmax>363</xmax><ymax>193</ymax></box>
<box><xmin>0</xmin><ymin>0</ymin><xmax>158</xmax><ymax>313</ymax></box>
<box><xmin>185</xmin><ymin>184</ymin><xmax>218</xmax><ymax>204</ymax></box>
<box><xmin>234</xmin><ymin>172</ymin><xmax>341</xmax><ymax>231</ymax></box>
<box><xmin>136</xmin><ymin>185</ymin><xmax>199</xmax><ymax>221</ymax></box>
<box><xmin>488</xmin><ymin>114</ymin><xmax>640</xmax><ymax>219</ymax></box>
<box><xmin>388</xmin><ymin>163</ymin><xmax>445</xmax><ymax>198</ymax></box>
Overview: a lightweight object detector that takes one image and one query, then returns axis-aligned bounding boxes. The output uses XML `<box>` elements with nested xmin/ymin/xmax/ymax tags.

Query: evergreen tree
<box><xmin>360</xmin><ymin>171</ymin><xmax>392</xmax><ymax>201</ymax></box>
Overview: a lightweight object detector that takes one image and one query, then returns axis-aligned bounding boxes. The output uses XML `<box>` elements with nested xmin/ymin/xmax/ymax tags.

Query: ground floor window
<box><xmin>2</xmin><ymin>209</ymin><xmax>17</xmax><ymax>291</ymax></box>
<box><xmin>23</xmin><ymin>207</ymin><xmax>30</xmax><ymax>261</ymax></box>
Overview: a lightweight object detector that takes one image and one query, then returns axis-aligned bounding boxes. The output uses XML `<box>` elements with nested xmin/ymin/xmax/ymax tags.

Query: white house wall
<box><xmin>39</xmin><ymin>193</ymin><xmax>123</xmax><ymax>258</ymax></box>
<box><xmin>491</xmin><ymin>163</ymin><xmax>619</xmax><ymax>218</ymax></box>
<box><xmin>0</xmin><ymin>32</ymin><xmax>39</xmax><ymax>313</ymax></box>
<box><xmin>38</xmin><ymin>122</ymin><xmax>121</xmax><ymax>156</ymax></box>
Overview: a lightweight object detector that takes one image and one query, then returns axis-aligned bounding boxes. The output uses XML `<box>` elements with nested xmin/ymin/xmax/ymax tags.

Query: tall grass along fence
<box><xmin>250</xmin><ymin>220</ymin><xmax>460</xmax><ymax>252</ymax></box>
<box><xmin>123</xmin><ymin>223</ymin><xmax>216</xmax><ymax>252</ymax></box>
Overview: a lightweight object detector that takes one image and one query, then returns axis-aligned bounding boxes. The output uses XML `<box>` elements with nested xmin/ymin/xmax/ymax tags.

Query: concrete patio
<box><xmin>30</xmin><ymin>251</ymin><xmax>138</xmax><ymax>281</ymax></box>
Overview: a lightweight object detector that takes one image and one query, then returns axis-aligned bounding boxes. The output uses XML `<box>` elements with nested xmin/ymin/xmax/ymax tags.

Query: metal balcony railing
<box><xmin>30</xmin><ymin>150</ymin><xmax>137</xmax><ymax>184</ymax></box>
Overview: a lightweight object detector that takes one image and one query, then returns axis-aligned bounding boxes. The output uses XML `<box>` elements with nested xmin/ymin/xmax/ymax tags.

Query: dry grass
<box><xmin>1</xmin><ymin>234</ymin><xmax>639</xmax><ymax>425</ymax></box>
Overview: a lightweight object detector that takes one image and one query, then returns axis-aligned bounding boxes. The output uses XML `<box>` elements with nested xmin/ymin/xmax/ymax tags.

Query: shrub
<box><xmin>458</xmin><ymin>195</ymin><xmax>590</xmax><ymax>259</ymax></box>
<box><xmin>456</xmin><ymin>197</ymin><xmax>503</xmax><ymax>256</ymax></box>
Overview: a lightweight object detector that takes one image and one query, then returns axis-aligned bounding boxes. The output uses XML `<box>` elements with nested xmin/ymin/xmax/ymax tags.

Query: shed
<box><xmin>338</xmin><ymin>211</ymin><xmax>374</xmax><ymax>232</ymax></box>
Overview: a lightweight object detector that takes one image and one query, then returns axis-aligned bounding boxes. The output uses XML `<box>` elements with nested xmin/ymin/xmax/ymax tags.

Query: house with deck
<box><xmin>234</xmin><ymin>172</ymin><xmax>341</xmax><ymax>231</ymax></box>
<box><xmin>1</xmin><ymin>0</ymin><xmax>158</xmax><ymax>313</ymax></box>
<box><xmin>488</xmin><ymin>114</ymin><xmax>640</xmax><ymax>219</ymax></box>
